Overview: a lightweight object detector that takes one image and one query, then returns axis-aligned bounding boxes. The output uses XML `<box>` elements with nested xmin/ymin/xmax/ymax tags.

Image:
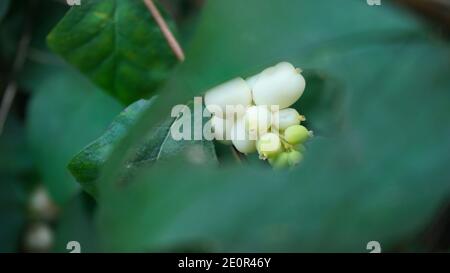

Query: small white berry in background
<box><xmin>204</xmin><ymin>77</ymin><xmax>252</xmax><ymax>119</ymax></box>
<box><xmin>244</xmin><ymin>105</ymin><xmax>272</xmax><ymax>139</ymax></box>
<box><xmin>29</xmin><ymin>186</ymin><xmax>59</xmax><ymax>221</ymax></box>
<box><xmin>24</xmin><ymin>223</ymin><xmax>53</xmax><ymax>253</ymax></box>
<box><xmin>271</xmin><ymin>108</ymin><xmax>304</xmax><ymax>131</ymax></box>
<box><xmin>251</xmin><ymin>62</ymin><xmax>306</xmax><ymax>109</ymax></box>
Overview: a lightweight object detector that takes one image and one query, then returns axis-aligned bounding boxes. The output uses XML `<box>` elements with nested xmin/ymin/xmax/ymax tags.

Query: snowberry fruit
<box><xmin>245</xmin><ymin>73</ymin><xmax>260</xmax><ymax>90</ymax></box>
<box><xmin>271</xmin><ymin>108</ymin><xmax>304</xmax><ymax>131</ymax></box>
<box><xmin>294</xmin><ymin>144</ymin><xmax>306</xmax><ymax>153</ymax></box>
<box><xmin>211</xmin><ymin>115</ymin><xmax>233</xmax><ymax>144</ymax></box>
<box><xmin>25</xmin><ymin>223</ymin><xmax>53</xmax><ymax>252</ymax></box>
<box><xmin>257</xmin><ymin>132</ymin><xmax>282</xmax><ymax>158</ymax></box>
<box><xmin>231</xmin><ymin>118</ymin><xmax>256</xmax><ymax>154</ymax></box>
<box><xmin>252</xmin><ymin>62</ymin><xmax>305</xmax><ymax>109</ymax></box>
<box><xmin>29</xmin><ymin>186</ymin><xmax>58</xmax><ymax>221</ymax></box>
<box><xmin>268</xmin><ymin>152</ymin><xmax>290</xmax><ymax>169</ymax></box>
<box><xmin>244</xmin><ymin>105</ymin><xmax>271</xmax><ymax>139</ymax></box>
<box><xmin>284</xmin><ymin>125</ymin><xmax>309</xmax><ymax>145</ymax></box>
<box><xmin>232</xmin><ymin>138</ymin><xmax>256</xmax><ymax>154</ymax></box>
<box><xmin>204</xmin><ymin>77</ymin><xmax>252</xmax><ymax>119</ymax></box>
<box><xmin>287</xmin><ymin>150</ymin><xmax>303</xmax><ymax>166</ymax></box>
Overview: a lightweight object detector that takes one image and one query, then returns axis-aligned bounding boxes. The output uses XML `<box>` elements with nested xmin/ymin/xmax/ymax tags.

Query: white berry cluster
<box><xmin>204</xmin><ymin>62</ymin><xmax>312</xmax><ymax>169</ymax></box>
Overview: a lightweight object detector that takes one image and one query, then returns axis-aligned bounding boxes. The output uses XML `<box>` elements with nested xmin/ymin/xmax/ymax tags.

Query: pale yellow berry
<box><xmin>284</xmin><ymin>125</ymin><xmax>310</xmax><ymax>145</ymax></box>
<box><xmin>268</xmin><ymin>152</ymin><xmax>290</xmax><ymax>169</ymax></box>
<box><xmin>287</xmin><ymin>150</ymin><xmax>303</xmax><ymax>166</ymax></box>
<box><xmin>257</xmin><ymin>132</ymin><xmax>282</xmax><ymax>158</ymax></box>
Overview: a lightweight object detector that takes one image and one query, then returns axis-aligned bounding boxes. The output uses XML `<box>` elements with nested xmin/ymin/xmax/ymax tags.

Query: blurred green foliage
<box><xmin>0</xmin><ymin>0</ymin><xmax>10</xmax><ymax>23</ymax></box>
<box><xmin>0</xmin><ymin>116</ymin><xmax>32</xmax><ymax>252</ymax></box>
<box><xmin>95</xmin><ymin>0</ymin><xmax>450</xmax><ymax>252</ymax></box>
<box><xmin>27</xmin><ymin>66</ymin><xmax>121</xmax><ymax>204</ymax></box>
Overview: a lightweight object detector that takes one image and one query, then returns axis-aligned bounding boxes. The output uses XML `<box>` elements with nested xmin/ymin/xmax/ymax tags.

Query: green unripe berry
<box><xmin>287</xmin><ymin>150</ymin><xmax>303</xmax><ymax>166</ymax></box>
<box><xmin>284</xmin><ymin>125</ymin><xmax>309</xmax><ymax>145</ymax></box>
<box><xmin>257</xmin><ymin>132</ymin><xmax>282</xmax><ymax>158</ymax></box>
<box><xmin>294</xmin><ymin>144</ymin><xmax>306</xmax><ymax>153</ymax></box>
<box><xmin>269</xmin><ymin>152</ymin><xmax>289</xmax><ymax>169</ymax></box>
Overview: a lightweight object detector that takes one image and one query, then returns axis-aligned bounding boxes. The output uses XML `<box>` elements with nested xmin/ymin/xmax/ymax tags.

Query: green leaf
<box><xmin>27</xmin><ymin>65</ymin><xmax>122</xmax><ymax>204</ymax></box>
<box><xmin>96</xmin><ymin>0</ymin><xmax>450</xmax><ymax>252</ymax></box>
<box><xmin>68</xmin><ymin>98</ymin><xmax>218</xmax><ymax>198</ymax></box>
<box><xmin>47</xmin><ymin>0</ymin><xmax>178</xmax><ymax>104</ymax></box>
<box><xmin>67</xmin><ymin>99</ymin><xmax>153</xmax><ymax>197</ymax></box>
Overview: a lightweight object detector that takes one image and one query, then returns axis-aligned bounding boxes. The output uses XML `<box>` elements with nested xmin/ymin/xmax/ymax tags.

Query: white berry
<box><xmin>244</xmin><ymin>105</ymin><xmax>272</xmax><ymax>139</ymax></box>
<box><xmin>252</xmin><ymin>62</ymin><xmax>305</xmax><ymax>109</ymax></box>
<box><xmin>245</xmin><ymin>73</ymin><xmax>260</xmax><ymax>91</ymax></box>
<box><xmin>231</xmin><ymin>117</ymin><xmax>256</xmax><ymax>154</ymax></box>
<box><xmin>204</xmin><ymin>77</ymin><xmax>252</xmax><ymax>119</ymax></box>
<box><xmin>271</xmin><ymin>108</ymin><xmax>303</xmax><ymax>131</ymax></box>
<box><xmin>211</xmin><ymin>115</ymin><xmax>233</xmax><ymax>144</ymax></box>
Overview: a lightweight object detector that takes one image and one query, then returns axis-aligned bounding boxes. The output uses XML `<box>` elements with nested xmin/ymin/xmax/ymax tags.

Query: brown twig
<box><xmin>0</xmin><ymin>83</ymin><xmax>18</xmax><ymax>135</ymax></box>
<box><xmin>0</xmin><ymin>19</ymin><xmax>32</xmax><ymax>136</ymax></box>
<box><xmin>143</xmin><ymin>0</ymin><xmax>185</xmax><ymax>62</ymax></box>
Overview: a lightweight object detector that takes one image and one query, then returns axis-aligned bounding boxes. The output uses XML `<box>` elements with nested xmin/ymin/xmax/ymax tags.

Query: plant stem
<box><xmin>144</xmin><ymin>0</ymin><xmax>185</xmax><ymax>62</ymax></box>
